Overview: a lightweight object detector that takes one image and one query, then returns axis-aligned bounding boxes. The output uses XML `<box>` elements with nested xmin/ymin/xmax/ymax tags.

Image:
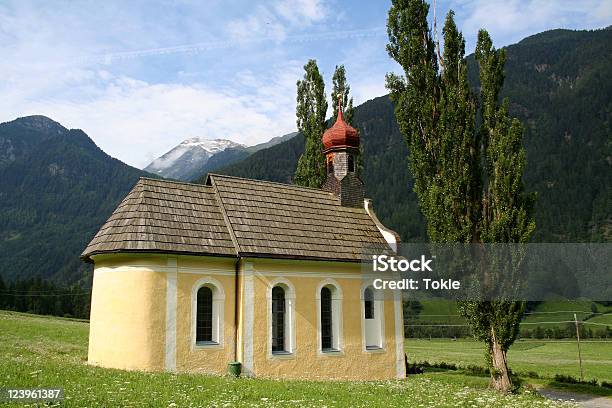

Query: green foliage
<box><xmin>0</xmin><ymin>116</ymin><xmax>149</xmax><ymax>285</ymax></box>
<box><xmin>406</xmin><ymin>338</ymin><xmax>612</xmax><ymax>384</ymax></box>
<box><xmin>0</xmin><ymin>311</ymin><xmax>571</xmax><ymax>407</ymax></box>
<box><xmin>331</xmin><ymin>65</ymin><xmax>354</xmax><ymax>124</ymax></box>
<box><xmin>208</xmin><ymin>96</ymin><xmax>427</xmax><ymax>241</ymax></box>
<box><xmin>385</xmin><ymin>1</ymin><xmax>535</xmax><ymax>390</ymax></box>
<box><xmin>210</xmin><ymin>27</ymin><xmax>610</xmax><ymax>246</ymax></box>
<box><xmin>0</xmin><ymin>277</ymin><xmax>89</xmax><ymax>318</ymax></box>
<box><xmin>331</xmin><ymin>64</ymin><xmax>364</xmax><ymax>175</ymax></box>
<box><xmin>294</xmin><ymin>59</ymin><xmax>328</xmax><ymax>188</ymax></box>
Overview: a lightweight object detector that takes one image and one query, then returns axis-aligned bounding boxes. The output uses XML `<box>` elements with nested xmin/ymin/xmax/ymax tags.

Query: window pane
<box><xmin>272</xmin><ymin>286</ymin><xmax>285</xmax><ymax>352</ymax></box>
<box><xmin>364</xmin><ymin>287</ymin><xmax>374</xmax><ymax>319</ymax></box>
<box><xmin>196</xmin><ymin>286</ymin><xmax>213</xmax><ymax>342</ymax></box>
<box><xmin>321</xmin><ymin>287</ymin><xmax>333</xmax><ymax>349</ymax></box>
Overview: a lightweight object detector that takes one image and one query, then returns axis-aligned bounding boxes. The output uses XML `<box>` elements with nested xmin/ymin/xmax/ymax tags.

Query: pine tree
<box><xmin>294</xmin><ymin>59</ymin><xmax>328</xmax><ymax>188</ymax></box>
<box><xmin>386</xmin><ymin>0</ymin><xmax>535</xmax><ymax>392</ymax></box>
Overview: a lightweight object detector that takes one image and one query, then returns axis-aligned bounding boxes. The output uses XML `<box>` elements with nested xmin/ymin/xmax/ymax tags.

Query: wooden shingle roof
<box><xmin>81</xmin><ymin>178</ymin><xmax>236</xmax><ymax>259</ymax></box>
<box><xmin>82</xmin><ymin>174</ymin><xmax>391</xmax><ymax>263</ymax></box>
<box><xmin>208</xmin><ymin>174</ymin><xmax>388</xmax><ymax>261</ymax></box>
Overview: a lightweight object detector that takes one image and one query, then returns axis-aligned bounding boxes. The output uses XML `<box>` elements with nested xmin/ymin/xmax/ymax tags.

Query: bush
<box><xmin>554</xmin><ymin>374</ymin><xmax>600</xmax><ymax>387</ymax></box>
<box><xmin>464</xmin><ymin>364</ymin><xmax>489</xmax><ymax>376</ymax></box>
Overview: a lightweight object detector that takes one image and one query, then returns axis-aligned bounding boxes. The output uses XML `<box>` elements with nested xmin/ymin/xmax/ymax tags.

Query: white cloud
<box><xmin>447</xmin><ymin>0</ymin><xmax>612</xmax><ymax>51</ymax></box>
<box><xmin>226</xmin><ymin>0</ymin><xmax>327</xmax><ymax>41</ymax></box>
<box><xmin>0</xmin><ymin>68</ymin><xmax>300</xmax><ymax>169</ymax></box>
<box><xmin>274</xmin><ymin>0</ymin><xmax>326</xmax><ymax>25</ymax></box>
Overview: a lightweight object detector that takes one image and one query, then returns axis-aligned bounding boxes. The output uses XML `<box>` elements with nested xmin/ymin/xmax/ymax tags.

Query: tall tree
<box><xmin>331</xmin><ymin>65</ymin><xmax>363</xmax><ymax>174</ymax></box>
<box><xmin>294</xmin><ymin>59</ymin><xmax>328</xmax><ymax>188</ymax></box>
<box><xmin>386</xmin><ymin>0</ymin><xmax>535</xmax><ymax>392</ymax></box>
<box><xmin>0</xmin><ymin>274</ymin><xmax>5</xmax><ymax>309</ymax></box>
<box><xmin>331</xmin><ymin>65</ymin><xmax>354</xmax><ymax>124</ymax></box>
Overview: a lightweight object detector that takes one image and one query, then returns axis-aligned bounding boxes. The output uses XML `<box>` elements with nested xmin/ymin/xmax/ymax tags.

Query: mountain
<box><xmin>144</xmin><ymin>138</ymin><xmax>245</xmax><ymax>181</ymax></box>
<box><xmin>0</xmin><ymin>116</ymin><xmax>149</xmax><ymax>284</ymax></box>
<box><xmin>246</xmin><ymin>132</ymin><xmax>298</xmax><ymax>154</ymax></box>
<box><xmin>202</xmin><ymin>27</ymin><xmax>611</xmax><ymax>243</ymax></box>
<box><xmin>144</xmin><ymin>132</ymin><xmax>298</xmax><ymax>181</ymax></box>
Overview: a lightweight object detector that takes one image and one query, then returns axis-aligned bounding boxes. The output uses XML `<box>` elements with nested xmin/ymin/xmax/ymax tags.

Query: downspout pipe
<box><xmin>233</xmin><ymin>255</ymin><xmax>241</xmax><ymax>362</ymax></box>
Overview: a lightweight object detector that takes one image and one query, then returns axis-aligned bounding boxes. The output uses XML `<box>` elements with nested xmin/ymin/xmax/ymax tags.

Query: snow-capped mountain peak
<box><xmin>143</xmin><ymin>132</ymin><xmax>298</xmax><ymax>181</ymax></box>
<box><xmin>144</xmin><ymin>137</ymin><xmax>245</xmax><ymax>180</ymax></box>
<box><xmin>179</xmin><ymin>137</ymin><xmax>245</xmax><ymax>154</ymax></box>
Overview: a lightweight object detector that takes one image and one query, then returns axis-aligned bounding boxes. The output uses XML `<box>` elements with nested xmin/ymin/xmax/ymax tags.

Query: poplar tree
<box><xmin>386</xmin><ymin>0</ymin><xmax>535</xmax><ymax>392</ymax></box>
<box><xmin>331</xmin><ymin>65</ymin><xmax>354</xmax><ymax>124</ymax></box>
<box><xmin>330</xmin><ymin>65</ymin><xmax>363</xmax><ymax>174</ymax></box>
<box><xmin>294</xmin><ymin>59</ymin><xmax>328</xmax><ymax>188</ymax></box>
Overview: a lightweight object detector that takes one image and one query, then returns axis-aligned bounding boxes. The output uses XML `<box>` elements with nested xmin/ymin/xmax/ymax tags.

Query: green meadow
<box><xmin>405</xmin><ymin>338</ymin><xmax>612</xmax><ymax>383</ymax></box>
<box><xmin>0</xmin><ymin>311</ymin><xmax>578</xmax><ymax>407</ymax></box>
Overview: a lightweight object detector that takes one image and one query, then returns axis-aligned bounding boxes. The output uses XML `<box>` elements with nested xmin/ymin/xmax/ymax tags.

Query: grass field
<box><xmin>0</xmin><ymin>311</ymin><xmax>576</xmax><ymax>407</ymax></box>
<box><xmin>407</xmin><ymin>300</ymin><xmax>612</xmax><ymax>331</ymax></box>
<box><xmin>406</xmin><ymin>338</ymin><xmax>612</xmax><ymax>382</ymax></box>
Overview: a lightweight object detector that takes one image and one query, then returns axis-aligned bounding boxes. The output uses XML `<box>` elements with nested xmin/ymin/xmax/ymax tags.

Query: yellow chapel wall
<box><xmin>88</xmin><ymin>253</ymin><xmax>238</xmax><ymax>374</ymax></box>
<box><xmin>174</xmin><ymin>256</ymin><xmax>237</xmax><ymax>374</ymax></box>
<box><xmin>88</xmin><ymin>254</ymin><xmax>167</xmax><ymax>371</ymax></box>
<box><xmin>240</xmin><ymin>258</ymin><xmax>404</xmax><ymax>381</ymax></box>
<box><xmin>88</xmin><ymin>253</ymin><xmax>405</xmax><ymax>380</ymax></box>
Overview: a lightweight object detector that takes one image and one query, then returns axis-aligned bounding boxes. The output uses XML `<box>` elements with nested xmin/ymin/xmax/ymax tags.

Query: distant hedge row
<box><xmin>0</xmin><ymin>276</ymin><xmax>90</xmax><ymax>319</ymax></box>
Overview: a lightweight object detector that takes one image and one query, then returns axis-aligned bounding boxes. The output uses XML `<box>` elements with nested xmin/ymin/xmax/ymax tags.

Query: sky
<box><xmin>1</xmin><ymin>0</ymin><xmax>610</xmax><ymax>169</ymax></box>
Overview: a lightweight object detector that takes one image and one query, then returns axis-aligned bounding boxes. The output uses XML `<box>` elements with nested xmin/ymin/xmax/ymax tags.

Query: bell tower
<box><xmin>321</xmin><ymin>96</ymin><xmax>364</xmax><ymax>207</ymax></box>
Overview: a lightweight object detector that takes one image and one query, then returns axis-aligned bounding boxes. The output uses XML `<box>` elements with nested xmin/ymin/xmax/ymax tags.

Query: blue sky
<box><xmin>1</xmin><ymin>0</ymin><xmax>610</xmax><ymax>168</ymax></box>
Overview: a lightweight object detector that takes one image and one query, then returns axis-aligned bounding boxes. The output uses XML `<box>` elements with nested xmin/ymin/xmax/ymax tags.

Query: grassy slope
<box><xmin>408</xmin><ymin>300</ymin><xmax>612</xmax><ymax>330</ymax></box>
<box><xmin>406</xmin><ymin>338</ymin><xmax>612</xmax><ymax>384</ymax></box>
<box><xmin>0</xmin><ymin>311</ymin><xmax>573</xmax><ymax>408</ymax></box>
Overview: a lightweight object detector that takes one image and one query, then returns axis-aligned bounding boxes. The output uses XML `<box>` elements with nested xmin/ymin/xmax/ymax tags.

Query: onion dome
<box><xmin>322</xmin><ymin>96</ymin><xmax>359</xmax><ymax>151</ymax></box>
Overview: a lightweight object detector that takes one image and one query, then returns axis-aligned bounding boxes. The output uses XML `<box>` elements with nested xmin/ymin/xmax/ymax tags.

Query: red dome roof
<box><xmin>322</xmin><ymin>98</ymin><xmax>359</xmax><ymax>151</ymax></box>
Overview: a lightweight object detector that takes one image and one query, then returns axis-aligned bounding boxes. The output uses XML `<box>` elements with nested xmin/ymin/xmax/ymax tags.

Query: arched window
<box><xmin>196</xmin><ymin>286</ymin><xmax>213</xmax><ymax>342</ymax></box>
<box><xmin>192</xmin><ymin>278</ymin><xmax>225</xmax><ymax>347</ymax></box>
<box><xmin>364</xmin><ymin>287</ymin><xmax>374</xmax><ymax>319</ymax></box>
<box><xmin>362</xmin><ymin>284</ymin><xmax>384</xmax><ymax>350</ymax></box>
<box><xmin>321</xmin><ymin>287</ymin><xmax>333</xmax><ymax>350</ymax></box>
<box><xmin>271</xmin><ymin>286</ymin><xmax>286</xmax><ymax>352</ymax></box>
<box><xmin>268</xmin><ymin>279</ymin><xmax>295</xmax><ymax>357</ymax></box>
<box><xmin>348</xmin><ymin>154</ymin><xmax>355</xmax><ymax>172</ymax></box>
<box><xmin>317</xmin><ymin>281</ymin><xmax>342</xmax><ymax>353</ymax></box>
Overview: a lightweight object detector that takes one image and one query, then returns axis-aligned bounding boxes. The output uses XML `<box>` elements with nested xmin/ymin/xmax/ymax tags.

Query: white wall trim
<box><xmin>315</xmin><ymin>278</ymin><xmax>344</xmax><ymax>355</ymax></box>
<box><xmin>165</xmin><ymin>257</ymin><xmax>177</xmax><ymax>372</ymax></box>
<box><xmin>95</xmin><ymin>264</ymin><xmax>234</xmax><ymax>276</ymax></box>
<box><xmin>190</xmin><ymin>276</ymin><xmax>226</xmax><ymax>349</ymax></box>
<box><xmin>393</xmin><ymin>290</ymin><xmax>406</xmax><ymax>378</ymax></box>
<box><xmin>242</xmin><ymin>262</ymin><xmax>255</xmax><ymax>376</ymax></box>
<box><xmin>266</xmin><ymin>277</ymin><xmax>296</xmax><ymax>359</ymax></box>
<box><xmin>360</xmin><ymin>282</ymin><xmax>385</xmax><ymax>352</ymax></box>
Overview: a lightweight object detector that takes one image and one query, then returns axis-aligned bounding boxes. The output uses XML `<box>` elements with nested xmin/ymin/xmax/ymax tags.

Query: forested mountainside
<box><xmin>204</xmin><ymin>27</ymin><xmax>611</xmax><ymax>243</ymax></box>
<box><xmin>0</xmin><ymin>116</ymin><xmax>148</xmax><ymax>283</ymax></box>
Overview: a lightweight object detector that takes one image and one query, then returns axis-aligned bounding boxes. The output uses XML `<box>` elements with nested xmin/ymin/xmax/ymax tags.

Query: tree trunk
<box><xmin>490</xmin><ymin>329</ymin><xmax>512</xmax><ymax>392</ymax></box>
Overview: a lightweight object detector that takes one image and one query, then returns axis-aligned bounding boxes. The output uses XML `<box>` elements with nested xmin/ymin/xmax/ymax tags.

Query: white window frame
<box><xmin>361</xmin><ymin>282</ymin><xmax>385</xmax><ymax>352</ymax></box>
<box><xmin>266</xmin><ymin>278</ymin><xmax>296</xmax><ymax>359</ymax></box>
<box><xmin>191</xmin><ymin>277</ymin><xmax>225</xmax><ymax>349</ymax></box>
<box><xmin>316</xmin><ymin>278</ymin><xmax>343</xmax><ymax>356</ymax></box>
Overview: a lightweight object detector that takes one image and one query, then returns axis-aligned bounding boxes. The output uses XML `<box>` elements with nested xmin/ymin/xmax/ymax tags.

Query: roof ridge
<box><xmin>138</xmin><ymin>176</ymin><xmax>213</xmax><ymax>189</ymax></box>
<box><xmin>208</xmin><ymin>176</ymin><xmax>243</xmax><ymax>255</ymax></box>
<box><xmin>208</xmin><ymin>173</ymin><xmax>337</xmax><ymax>196</ymax></box>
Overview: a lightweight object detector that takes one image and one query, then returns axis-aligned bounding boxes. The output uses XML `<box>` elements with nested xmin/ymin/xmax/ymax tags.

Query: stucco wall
<box><xmin>240</xmin><ymin>258</ymin><xmax>404</xmax><ymax>380</ymax></box>
<box><xmin>88</xmin><ymin>253</ymin><xmax>405</xmax><ymax>380</ymax></box>
<box><xmin>174</xmin><ymin>256</ymin><xmax>237</xmax><ymax>374</ymax></box>
<box><xmin>88</xmin><ymin>254</ymin><xmax>167</xmax><ymax>371</ymax></box>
